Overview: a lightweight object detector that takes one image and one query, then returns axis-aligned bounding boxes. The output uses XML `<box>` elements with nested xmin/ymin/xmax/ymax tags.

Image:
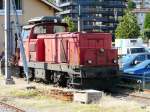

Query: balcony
<box><xmin>102</xmin><ymin>4</ymin><xmax>126</xmax><ymax>8</ymax></box>
<box><xmin>78</xmin><ymin>1</ymin><xmax>105</xmax><ymax>6</ymax></box>
<box><xmin>101</xmin><ymin>11</ymin><xmax>124</xmax><ymax>16</ymax></box>
<box><xmin>81</xmin><ymin>17</ymin><xmax>117</xmax><ymax>23</ymax></box>
<box><xmin>58</xmin><ymin>9</ymin><xmax>77</xmax><ymax>15</ymax></box>
<box><xmin>83</xmin><ymin>25</ymin><xmax>115</xmax><ymax>31</ymax></box>
<box><xmin>59</xmin><ymin>1</ymin><xmax>77</xmax><ymax>7</ymax></box>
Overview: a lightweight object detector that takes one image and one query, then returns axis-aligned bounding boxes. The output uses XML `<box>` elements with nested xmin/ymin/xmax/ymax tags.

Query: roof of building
<box><xmin>40</xmin><ymin>0</ymin><xmax>61</xmax><ymax>12</ymax></box>
<box><xmin>132</xmin><ymin>8</ymin><xmax>150</xmax><ymax>13</ymax></box>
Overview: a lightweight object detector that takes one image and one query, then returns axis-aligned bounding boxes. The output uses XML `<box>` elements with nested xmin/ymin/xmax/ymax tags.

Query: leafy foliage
<box><xmin>48</xmin><ymin>0</ymin><xmax>55</xmax><ymax>3</ymax></box>
<box><xmin>64</xmin><ymin>16</ymin><xmax>76</xmax><ymax>32</ymax></box>
<box><xmin>127</xmin><ymin>0</ymin><xmax>136</xmax><ymax>10</ymax></box>
<box><xmin>143</xmin><ymin>13</ymin><xmax>150</xmax><ymax>41</ymax></box>
<box><xmin>144</xmin><ymin>13</ymin><xmax>150</xmax><ymax>29</ymax></box>
<box><xmin>115</xmin><ymin>11</ymin><xmax>140</xmax><ymax>39</ymax></box>
<box><xmin>144</xmin><ymin>29</ymin><xmax>150</xmax><ymax>39</ymax></box>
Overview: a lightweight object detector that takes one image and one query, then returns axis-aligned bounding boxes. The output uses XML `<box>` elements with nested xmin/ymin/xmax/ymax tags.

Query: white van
<box><xmin>115</xmin><ymin>38</ymin><xmax>147</xmax><ymax>56</ymax></box>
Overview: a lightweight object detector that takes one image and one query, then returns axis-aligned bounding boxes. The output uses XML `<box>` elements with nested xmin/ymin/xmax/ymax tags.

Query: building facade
<box><xmin>132</xmin><ymin>0</ymin><xmax>150</xmax><ymax>30</ymax></box>
<box><xmin>56</xmin><ymin>0</ymin><xmax>126</xmax><ymax>35</ymax></box>
<box><xmin>133</xmin><ymin>0</ymin><xmax>150</xmax><ymax>8</ymax></box>
<box><xmin>133</xmin><ymin>8</ymin><xmax>150</xmax><ymax>30</ymax></box>
<box><xmin>0</xmin><ymin>0</ymin><xmax>60</xmax><ymax>54</ymax></box>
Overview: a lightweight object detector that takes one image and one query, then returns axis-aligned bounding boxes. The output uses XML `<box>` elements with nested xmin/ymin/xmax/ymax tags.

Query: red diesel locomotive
<box><xmin>17</xmin><ymin>16</ymin><xmax>119</xmax><ymax>89</ymax></box>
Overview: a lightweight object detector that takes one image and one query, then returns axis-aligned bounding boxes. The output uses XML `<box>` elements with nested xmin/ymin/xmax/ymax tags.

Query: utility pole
<box><xmin>5</xmin><ymin>0</ymin><xmax>15</xmax><ymax>84</ymax></box>
<box><xmin>78</xmin><ymin>4</ymin><xmax>81</xmax><ymax>32</ymax></box>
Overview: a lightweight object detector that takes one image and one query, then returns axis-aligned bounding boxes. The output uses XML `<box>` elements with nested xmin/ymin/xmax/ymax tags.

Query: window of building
<box><xmin>0</xmin><ymin>0</ymin><xmax>3</xmax><ymax>9</ymax></box>
<box><xmin>0</xmin><ymin>0</ymin><xmax>22</xmax><ymax>15</ymax></box>
<box><xmin>15</xmin><ymin>0</ymin><xmax>22</xmax><ymax>10</ymax></box>
<box><xmin>141</xmin><ymin>13</ymin><xmax>143</xmax><ymax>16</ymax></box>
<box><xmin>0</xmin><ymin>0</ymin><xmax>22</xmax><ymax>10</ymax></box>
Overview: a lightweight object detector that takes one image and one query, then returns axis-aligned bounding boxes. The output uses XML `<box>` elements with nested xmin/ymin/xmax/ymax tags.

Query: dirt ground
<box><xmin>0</xmin><ymin>75</ymin><xmax>150</xmax><ymax>112</ymax></box>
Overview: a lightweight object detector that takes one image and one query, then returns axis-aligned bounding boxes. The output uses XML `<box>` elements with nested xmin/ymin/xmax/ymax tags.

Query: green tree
<box><xmin>144</xmin><ymin>13</ymin><xmax>150</xmax><ymax>29</ymax></box>
<box><xmin>64</xmin><ymin>16</ymin><xmax>76</xmax><ymax>32</ymax></box>
<box><xmin>127</xmin><ymin>0</ymin><xmax>136</xmax><ymax>10</ymax></box>
<box><xmin>48</xmin><ymin>0</ymin><xmax>55</xmax><ymax>3</ymax></box>
<box><xmin>115</xmin><ymin>11</ymin><xmax>140</xmax><ymax>39</ymax></box>
<box><xmin>143</xmin><ymin>13</ymin><xmax>150</xmax><ymax>41</ymax></box>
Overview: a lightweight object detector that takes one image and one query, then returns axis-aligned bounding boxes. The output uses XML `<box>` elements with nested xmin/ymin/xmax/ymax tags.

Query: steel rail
<box><xmin>0</xmin><ymin>102</ymin><xmax>25</xmax><ymax>112</ymax></box>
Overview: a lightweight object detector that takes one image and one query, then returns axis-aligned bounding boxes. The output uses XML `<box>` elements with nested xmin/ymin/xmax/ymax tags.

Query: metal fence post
<box><xmin>142</xmin><ymin>72</ymin><xmax>146</xmax><ymax>90</ymax></box>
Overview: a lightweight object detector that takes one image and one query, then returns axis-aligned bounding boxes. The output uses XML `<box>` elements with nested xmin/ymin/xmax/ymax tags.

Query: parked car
<box><xmin>119</xmin><ymin>53</ymin><xmax>150</xmax><ymax>72</ymax></box>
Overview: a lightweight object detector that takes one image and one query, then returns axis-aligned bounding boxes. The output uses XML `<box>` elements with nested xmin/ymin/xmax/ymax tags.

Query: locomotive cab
<box><xmin>21</xmin><ymin>16</ymin><xmax>68</xmax><ymax>40</ymax></box>
<box><xmin>19</xmin><ymin>16</ymin><xmax>68</xmax><ymax>63</ymax></box>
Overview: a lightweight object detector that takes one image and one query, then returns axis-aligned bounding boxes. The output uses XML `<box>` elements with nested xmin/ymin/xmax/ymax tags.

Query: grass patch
<box><xmin>0</xmin><ymin>77</ymin><xmax>148</xmax><ymax>112</ymax></box>
<box><xmin>10</xmin><ymin>89</ymin><xmax>40</xmax><ymax>98</ymax></box>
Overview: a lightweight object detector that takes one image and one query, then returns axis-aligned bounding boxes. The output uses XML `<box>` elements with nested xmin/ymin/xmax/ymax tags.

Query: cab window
<box><xmin>33</xmin><ymin>25</ymin><xmax>47</xmax><ymax>34</ymax></box>
<box><xmin>33</xmin><ymin>25</ymin><xmax>66</xmax><ymax>34</ymax></box>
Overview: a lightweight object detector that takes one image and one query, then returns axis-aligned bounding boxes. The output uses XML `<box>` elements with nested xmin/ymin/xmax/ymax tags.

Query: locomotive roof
<box><xmin>23</xmin><ymin>25</ymin><xmax>34</xmax><ymax>29</ymax></box>
<box><xmin>28</xmin><ymin>16</ymin><xmax>62</xmax><ymax>24</ymax></box>
<box><xmin>23</xmin><ymin>21</ymin><xmax>68</xmax><ymax>30</ymax></box>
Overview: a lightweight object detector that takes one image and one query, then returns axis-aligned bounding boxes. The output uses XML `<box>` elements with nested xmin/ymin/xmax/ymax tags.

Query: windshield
<box><xmin>33</xmin><ymin>25</ymin><xmax>66</xmax><ymax>34</ymax></box>
<box><xmin>134</xmin><ymin>60</ymin><xmax>150</xmax><ymax>68</ymax></box>
<box><xmin>21</xmin><ymin>29</ymin><xmax>30</xmax><ymax>40</ymax></box>
<box><xmin>130</xmin><ymin>48</ymin><xmax>146</xmax><ymax>54</ymax></box>
<box><xmin>121</xmin><ymin>55</ymin><xmax>133</xmax><ymax>63</ymax></box>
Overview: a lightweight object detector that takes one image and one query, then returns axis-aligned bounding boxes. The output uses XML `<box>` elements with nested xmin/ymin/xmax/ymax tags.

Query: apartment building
<box><xmin>132</xmin><ymin>0</ymin><xmax>150</xmax><ymax>30</ymax></box>
<box><xmin>56</xmin><ymin>0</ymin><xmax>126</xmax><ymax>35</ymax></box>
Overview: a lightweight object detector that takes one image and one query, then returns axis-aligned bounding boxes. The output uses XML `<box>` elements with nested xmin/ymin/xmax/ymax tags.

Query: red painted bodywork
<box><xmin>21</xmin><ymin>32</ymin><xmax>118</xmax><ymax>67</ymax></box>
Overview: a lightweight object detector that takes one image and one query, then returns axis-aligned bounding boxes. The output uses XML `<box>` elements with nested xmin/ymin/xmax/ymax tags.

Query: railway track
<box><xmin>110</xmin><ymin>88</ymin><xmax>150</xmax><ymax>105</ymax></box>
<box><xmin>0</xmin><ymin>102</ymin><xmax>25</xmax><ymax>112</ymax></box>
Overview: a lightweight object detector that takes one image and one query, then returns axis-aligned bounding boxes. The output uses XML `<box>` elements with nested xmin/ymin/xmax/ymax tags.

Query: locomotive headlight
<box><xmin>113</xmin><ymin>59</ymin><xmax>117</xmax><ymax>64</ymax></box>
<box><xmin>99</xmin><ymin>48</ymin><xmax>104</xmax><ymax>53</ymax></box>
<box><xmin>87</xmin><ymin>60</ymin><xmax>92</xmax><ymax>64</ymax></box>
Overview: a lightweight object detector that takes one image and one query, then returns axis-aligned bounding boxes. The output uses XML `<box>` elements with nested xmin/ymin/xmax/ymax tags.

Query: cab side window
<box><xmin>34</xmin><ymin>26</ymin><xmax>47</xmax><ymax>34</ymax></box>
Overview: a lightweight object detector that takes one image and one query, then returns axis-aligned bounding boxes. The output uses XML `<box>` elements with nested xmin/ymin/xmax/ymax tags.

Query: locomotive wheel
<box><xmin>66</xmin><ymin>78</ymin><xmax>72</xmax><ymax>88</ymax></box>
<box><xmin>19</xmin><ymin>67</ymin><xmax>24</xmax><ymax>78</ymax></box>
<box><xmin>53</xmin><ymin>72</ymin><xmax>67</xmax><ymax>87</ymax></box>
<box><xmin>45</xmin><ymin>70</ymin><xmax>53</xmax><ymax>84</ymax></box>
<box><xmin>28</xmin><ymin>68</ymin><xmax>35</xmax><ymax>81</ymax></box>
